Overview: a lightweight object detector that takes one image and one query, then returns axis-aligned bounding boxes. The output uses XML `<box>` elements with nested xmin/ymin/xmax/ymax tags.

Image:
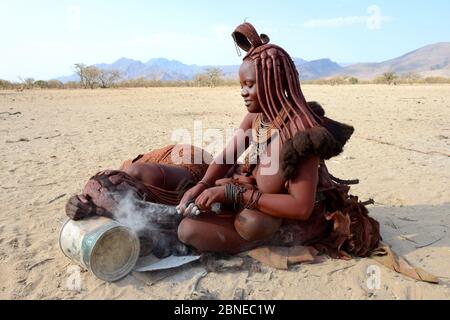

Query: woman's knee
<box><xmin>123</xmin><ymin>163</ymin><xmax>164</xmax><ymax>187</ymax></box>
<box><xmin>234</xmin><ymin>210</ymin><xmax>282</xmax><ymax>242</ymax></box>
<box><xmin>177</xmin><ymin>218</ymin><xmax>196</xmax><ymax>246</ymax></box>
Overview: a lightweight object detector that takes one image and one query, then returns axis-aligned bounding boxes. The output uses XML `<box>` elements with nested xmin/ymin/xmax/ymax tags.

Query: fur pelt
<box><xmin>281</xmin><ymin>102</ymin><xmax>355</xmax><ymax>180</ymax></box>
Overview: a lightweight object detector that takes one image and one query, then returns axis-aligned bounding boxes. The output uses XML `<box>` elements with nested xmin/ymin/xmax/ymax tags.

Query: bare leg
<box><xmin>178</xmin><ymin>213</ymin><xmax>255</xmax><ymax>254</ymax></box>
<box><xmin>67</xmin><ymin>163</ymin><xmax>195</xmax><ymax>221</ymax></box>
<box><xmin>124</xmin><ymin>163</ymin><xmax>195</xmax><ymax>191</ymax></box>
<box><xmin>234</xmin><ymin>209</ymin><xmax>282</xmax><ymax>242</ymax></box>
<box><xmin>177</xmin><ymin>209</ymin><xmax>282</xmax><ymax>254</ymax></box>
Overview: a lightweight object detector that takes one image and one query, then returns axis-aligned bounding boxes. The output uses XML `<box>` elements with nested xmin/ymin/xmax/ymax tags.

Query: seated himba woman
<box><xmin>66</xmin><ymin>23</ymin><xmax>380</xmax><ymax>259</ymax></box>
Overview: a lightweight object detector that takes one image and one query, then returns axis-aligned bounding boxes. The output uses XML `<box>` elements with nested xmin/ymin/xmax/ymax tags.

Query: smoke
<box><xmin>107</xmin><ymin>191</ymin><xmax>185</xmax><ymax>258</ymax></box>
<box><xmin>111</xmin><ymin>191</ymin><xmax>176</xmax><ymax>232</ymax></box>
<box><xmin>103</xmin><ymin>190</ymin><xmax>222</xmax><ymax>257</ymax></box>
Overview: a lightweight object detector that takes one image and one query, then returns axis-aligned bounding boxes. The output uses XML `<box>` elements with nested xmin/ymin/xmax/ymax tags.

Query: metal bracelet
<box><xmin>198</xmin><ymin>180</ymin><xmax>213</xmax><ymax>189</ymax></box>
<box><xmin>225</xmin><ymin>183</ymin><xmax>247</xmax><ymax>211</ymax></box>
<box><xmin>244</xmin><ymin>189</ymin><xmax>257</xmax><ymax>210</ymax></box>
<box><xmin>245</xmin><ymin>190</ymin><xmax>262</xmax><ymax>210</ymax></box>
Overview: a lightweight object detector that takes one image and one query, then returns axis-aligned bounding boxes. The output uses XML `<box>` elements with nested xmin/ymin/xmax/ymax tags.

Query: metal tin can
<box><xmin>59</xmin><ymin>216</ymin><xmax>140</xmax><ymax>282</ymax></box>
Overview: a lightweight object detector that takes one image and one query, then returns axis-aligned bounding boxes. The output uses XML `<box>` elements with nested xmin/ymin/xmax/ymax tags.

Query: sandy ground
<box><xmin>0</xmin><ymin>85</ymin><xmax>449</xmax><ymax>300</ymax></box>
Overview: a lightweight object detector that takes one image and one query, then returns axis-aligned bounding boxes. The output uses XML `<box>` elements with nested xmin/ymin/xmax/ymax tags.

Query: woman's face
<box><xmin>239</xmin><ymin>60</ymin><xmax>262</xmax><ymax>113</ymax></box>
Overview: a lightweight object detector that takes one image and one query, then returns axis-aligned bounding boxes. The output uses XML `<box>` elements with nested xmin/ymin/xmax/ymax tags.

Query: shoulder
<box><xmin>239</xmin><ymin>112</ymin><xmax>258</xmax><ymax>131</ymax></box>
<box><xmin>290</xmin><ymin>155</ymin><xmax>320</xmax><ymax>183</ymax></box>
<box><xmin>286</xmin><ymin>155</ymin><xmax>320</xmax><ymax>204</ymax></box>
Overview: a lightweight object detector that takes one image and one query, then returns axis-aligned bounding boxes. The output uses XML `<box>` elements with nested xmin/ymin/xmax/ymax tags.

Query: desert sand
<box><xmin>0</xmin><ymin>85</ymin><xmax>449</xmax><ymax>300</ymax></box>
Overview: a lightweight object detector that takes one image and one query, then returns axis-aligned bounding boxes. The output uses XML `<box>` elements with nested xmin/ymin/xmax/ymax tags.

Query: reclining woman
<box><xmin>66</xmin><ymin>23</ymin><xmax>380</xmax><ymax>259</ymax></box>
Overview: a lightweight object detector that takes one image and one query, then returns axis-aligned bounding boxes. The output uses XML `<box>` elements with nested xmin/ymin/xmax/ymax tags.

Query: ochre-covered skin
<box><xmin>66</xmin><ymin>22</ymin><xmax>380</xmax><ymax>259</ymax></box>
<box><xmin>120</xmin><ymin>144</ymin><xmax>210</xmax><ymax>183</ymax></box>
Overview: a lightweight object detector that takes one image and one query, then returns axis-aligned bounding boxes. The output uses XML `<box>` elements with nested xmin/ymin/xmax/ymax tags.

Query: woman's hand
<box><xmin>177</xmin><ymin>183</ymin><xmax>207</xmax><ymax>217</ymax></box>
<box><xmin>215</xmin><ymin>176</ymin><xmax>256</xmax><ymax>190</ymax></box>
<box><xmin>215</xmin><ymin>177</ymin><xmax>233</xmax><ymax>186</ymax></box>
<box><xmin>195</xmin><ymin>186</ymin><xmax>226</xmax><ymax>210</ymax></box>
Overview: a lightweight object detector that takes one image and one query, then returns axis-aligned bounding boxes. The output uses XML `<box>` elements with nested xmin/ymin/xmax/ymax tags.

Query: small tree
<box><xmin>84</xmin><ymin>66</ymin><xmax>101</xmax><ymax>89</ymax></box>
<box><xmin>18</xmin><ymin>77</ymin><xmax>35</xmax><ymax>90</ymax></box>
<box><xmin>0</xmin><ymin>79</ymin><xmax>13</xmax><ymax>90</ymax></box>
<box><xmin>402</xmin><ymin>73</ymin><xmax>422</xmax><ymax>84</ymax></box>
<box><xmin>193</xmin><ymin>68</ymin><xmax>224</xmax><ymax>87</ymax></box>
<box><xmin>74</xmin><ymin>63</ymin><xmax>101</xmax><ymax>89</ymax></box>
<box><xmin>98</xmin><ymin>70</ymin><xmax>121</xmax><ymax>88</ymax></box>
<box><xmin>65</xmin><ymin>81</ymin><xmax>81</xmax><ymax>89</ymax></box>
<box><xmin>349</xmin><ymin>77</ymin><xmax>359</xmax><ymax>85</ymax></box>
<box><xmin>48</xmin><ymin>80</ymin><xmax>64</xmax><ymax>89</ymax></box>
<box><xmin>382</xmin><ymin>72</ymin><xmax>397</xmax><ymax>85</ymax></box>
<box><xmin>204</xmin><ymin>67</ymin><xmax>223</xmax><ymax>87</ymax></box>
<box><xmin>328</xmin><ymin>77</ymin><xmax>346</xmax><ymax>86</ymax></box>
<box><xmin>74</xmin><ymin>63</ymin><xmax>87</xmax><ymax>87</ymax></box>
<box><xmin>193</xmin><ymin>73</ymin><xmax>208</xmax><ymax>87</ymax></box>
<box><xmin>34</xmin><ymin>80</ymin><xmax>49</xmax><ymax>88</ymax></box>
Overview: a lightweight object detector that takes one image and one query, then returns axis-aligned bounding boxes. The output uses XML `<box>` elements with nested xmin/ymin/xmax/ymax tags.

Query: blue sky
<box><xmin>0</xmin><ymin>0</ymin><xmax>449</xmax><ymax>81</ymax></box>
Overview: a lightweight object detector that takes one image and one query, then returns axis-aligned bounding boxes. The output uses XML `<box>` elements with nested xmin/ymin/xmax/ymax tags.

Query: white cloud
<box><xmin>303</xmin><ymin>5</ymin><xmax>392</xmax><ymax>30</ymax></box>
<box><xmin>366</xmin><ymin>5</ymin><xmax>391</xmax><ymax>30</ymax></box>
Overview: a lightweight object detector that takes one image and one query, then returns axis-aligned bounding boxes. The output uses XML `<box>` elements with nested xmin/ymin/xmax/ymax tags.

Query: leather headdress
<box><xmin>231</xmin><ymin>22</ymin><xmax>355</xmax><ymax>180</ymax></box>
<box><xmin>232</xmin><ymin>22</ymin><xmax>270</xmax><ymax>56</ymax></box>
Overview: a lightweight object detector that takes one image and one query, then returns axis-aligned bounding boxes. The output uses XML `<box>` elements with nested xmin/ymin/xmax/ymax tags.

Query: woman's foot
<box><xmin>65</xmin><ymin>195</ymin><xmax>111</xmax><ymax>220</ymax></box>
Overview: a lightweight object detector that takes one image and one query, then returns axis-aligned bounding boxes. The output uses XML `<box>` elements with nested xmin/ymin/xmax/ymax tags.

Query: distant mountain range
<box><xmin>58</xmin><ymin>42</ymin><xmax>450</xmax><ymax>82</ymax></box>
<box><xmin>332</xmin><ymin>42</ymin><xmax>450</xmax><ymax>79</ymax></box>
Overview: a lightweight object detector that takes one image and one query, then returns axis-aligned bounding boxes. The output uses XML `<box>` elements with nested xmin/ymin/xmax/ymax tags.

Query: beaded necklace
<box><xmin>242</xmin><ymin>111</ymin><xmax>287</xmax><ymax>174</ymax></box>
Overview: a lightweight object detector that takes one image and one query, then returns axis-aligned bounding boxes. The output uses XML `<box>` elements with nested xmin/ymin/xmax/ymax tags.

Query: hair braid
<box><xmin>232</xmin><ymin>23</ymin><xmax>355</xmax><ymax>180</ymax></box>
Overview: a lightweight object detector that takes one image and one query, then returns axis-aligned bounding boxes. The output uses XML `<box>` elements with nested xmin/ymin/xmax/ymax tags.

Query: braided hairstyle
<box><xmin>232</xmin><ymin>23</ymin><xmax>354</xmax><ymax>180</ymax></box>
